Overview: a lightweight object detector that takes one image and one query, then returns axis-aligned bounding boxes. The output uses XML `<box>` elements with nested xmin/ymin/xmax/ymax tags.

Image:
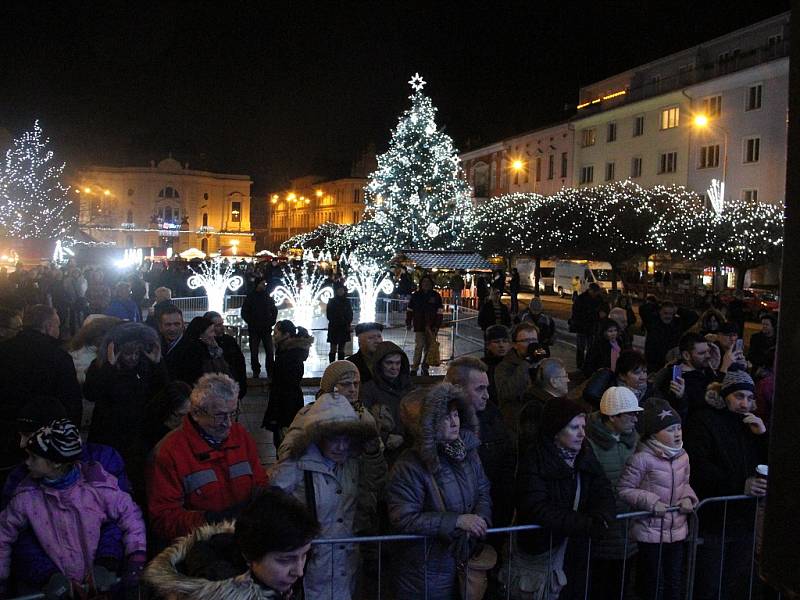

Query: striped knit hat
<box><xmin>720</xmin><ymin>367</ymin><xmax>755</xmax><ymax>398</ymax></box>
<box><xmin>26</xmin><ymin>419</ymin><xmax>82</xmax><ymax>463</ymax></box>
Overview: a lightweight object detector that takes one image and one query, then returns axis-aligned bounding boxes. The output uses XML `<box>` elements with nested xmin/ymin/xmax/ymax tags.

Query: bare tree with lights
<box><xmin>187</xmin><ymin>259</ymin><xmax>244</xmax><ymax>315</ymax></box>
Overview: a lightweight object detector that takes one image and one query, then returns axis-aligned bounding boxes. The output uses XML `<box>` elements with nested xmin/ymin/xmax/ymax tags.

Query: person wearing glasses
<box><xmin>148</xmin><ymin>373</ymin><xmax>268</xmax><ymax>543</ymax></box>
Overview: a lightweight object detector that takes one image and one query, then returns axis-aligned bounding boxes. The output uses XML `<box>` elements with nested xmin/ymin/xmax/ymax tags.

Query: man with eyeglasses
<box><xmin>148</xmin><ymin>373</ymin><xmax>267</xmax><ymax>543</ymax></box>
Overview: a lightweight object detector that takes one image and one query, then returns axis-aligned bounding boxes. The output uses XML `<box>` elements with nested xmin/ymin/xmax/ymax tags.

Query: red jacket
<box><xmin>147</xmin><ymin>416</ymin><xmax>267</xmax><ymax>541</ymax></box>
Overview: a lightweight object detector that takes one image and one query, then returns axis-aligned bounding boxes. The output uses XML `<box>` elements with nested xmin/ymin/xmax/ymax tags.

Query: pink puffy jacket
<box><xmin>617</xmin><ymin>443</ymin><xmax>698</xmax><ymax>543</ymax></box>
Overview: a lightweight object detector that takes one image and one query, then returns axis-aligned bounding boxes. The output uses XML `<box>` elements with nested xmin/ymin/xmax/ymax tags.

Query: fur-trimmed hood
<box><xmin>276</xmin><ymin>332</ymin><xmax>314</xmax><ymax>356</ymax></box>
<box><xmin>97</xmin><ymin>322</ymin><xmax>161</xmax><ymax>365</ymax></box>
<box><xmin>143</xmin><ymin>522</ymin><xmax>285</xmax><ymax>599</ymax></box>
<box><xmin>409</xmin><ymin>383</ymin><xmax>480</xmax><ymax>473</ymax></box>
<box><xmin>280</xmin><ymin>392</ymin><xmax>378</xmax><ymax>460</ymax></box>
<box><xmin>704</xmin><ymin>382</ymin><xmax>727</xmax><ymax>410</ymax></box>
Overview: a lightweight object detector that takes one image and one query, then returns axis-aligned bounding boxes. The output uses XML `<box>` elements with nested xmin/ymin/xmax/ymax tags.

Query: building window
<box><xmin>746</xmin><ymin>84</ymin><xmax>763</xmax><ymax>111</ymax></box>
<box><xmin>605</xmin><ymin>162</ymin><xmax>615</xmax><ymax>182</ymax></box>
<box><xmin>158</xmin><ymin>186</ymin><xmax>179</xmax><ymax>199</ymax></box>
<box><xmin>201</xmin><ymin>238</ymin><xmax>209</xmax><ymax>253</ymax></box>
<box><xmin>607</xmin><ymin>122</ymin><xmax>617</xmax><ymax>142</ymax></box>
<box><xmin>631</xmin><ymin>156</ymin><xmax>643</xmax><ymax>178</ymax></box>
<box><xmin>660</xmin><ymin>107</ymin><xmax>680</xmax><ymax>130</ymax></box>
<box><xmin>742</xmin><ymin>189</ymin><xmax>758</xmax><ymax>202</ymax></box>
<box><xmin>202</xmin><ymin>213</ymin><xmax>208</xmax><ymax>227</ymax></box>
<box><xmin>535</xmin><ymin>157</ymin><xmax>542</xmax><ymax>182</ymax></box>
<box><xmin>579</xmin><ymin>165</ymin><xmax>594</xmax><ymax>184</ymax></box>
<box><xmin>581</xmin><ymin>128</ymin><xmax>596</xmax><ymax>147</ymax></box>
<box><xmin>743</xmin><ymin>137</ymin><xmax>760</xmax><ymax>163</ymax></box>
<box><xmin>701</xmin><ymin>95</ymin><xmax>722</xmax><ymax>118</ymax></box>
<box><xmin>126</xmin><ymin>235</ymin><xmax>134</xmax><ymax>248</ymax></box>
<box><xmin>698</xmin><ymin>144</ymin><xmax>720</xmax><ymax>169</ymax></box>
<box><xmin>560</xmin><ymin>152</ymin><xmax>568</xmax><ymax>178</ymax></box>
<box><xmin>157</xmin><ymin>206</ymin><xmax>179</xmax><ymax>223</ymax></box>
<box><xmin>353</xmin><ymin>189</ymin><xmax>361</xmax><ymax>203</ymax></box>
<box><xmin>633</xmin><ymin>115</ymin><xmax>644</xmax><ymax>137</ymax></box>
<box><xmin>126</xmin><ymin>209</ymin><xmax>133</xmax><ymax>224</ymax></box>
<box><xmin>353</xmin><ymin>210</ymin><xmax>359</xmax><ymax>223</ymax></box>
<box><xmin>231</xmin><ymin>201</ymin><xmax>241</xmax><ymax>223</ymax></box>
<box><xmin>547</xmin><ymin>154</ymin><xmax>555</xmax><ymax>180</ymax></box>
<box><xmin>658</xmin><ymin>152</ymin><xmax>678</xmax><ymax>174</ymax></box>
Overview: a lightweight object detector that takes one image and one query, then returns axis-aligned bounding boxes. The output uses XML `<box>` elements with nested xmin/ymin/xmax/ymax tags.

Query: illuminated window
<box><xmin>581</xmin><ymin>128</ymin><xmax>596</xmax><ymax>147</ymax></box>
<box><xmin>658</xmin><ymin>152</ymin><xmax>678</xmax><ymax>174</ymax></box>
<box><xmin>231</xmin><ymin>201</ymin><xmax>241</xmax><ymax>223</ymax></box>
<box><xmin>746</xmin><ymin>85</ymin><xmax>762</xmax><ymax>111</ymax></box>
<box><xmin>743</xmin><ymin>137</ymin><xmax>760</xmax><ymax>163</ymax></box>
<box><xmin>660</xmin><ymin>107</ymin><xmax>680</xmax><ymax>130</ymax></box>
<box><xmin>698</xmin><ymin>145</ymin><xmax>720</xmax><ymax>169</ymax></box>
<box><xmin>579</xmin><ymin>165</ymin><xmax>594</xmax><ymax>184</ymax></box>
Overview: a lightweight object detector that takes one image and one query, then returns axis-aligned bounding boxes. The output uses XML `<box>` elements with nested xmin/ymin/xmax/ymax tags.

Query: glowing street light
<box><xmin>512</xmin><ymin>159</ymin><xmax>524</xmax><ymax>172</ymax></box>
<box><xmin>693</xmin><ymin>114</ymin><xmax>709</xmax><ymax>127</ymax></box>
<box><xmin>315</xmin><ymin>189</ymin><xmax>323</xmax><ymax>197</ymax></box>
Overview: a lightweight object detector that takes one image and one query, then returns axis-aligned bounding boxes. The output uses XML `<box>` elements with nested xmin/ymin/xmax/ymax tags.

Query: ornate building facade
<box><xmin>75</xmin><ymin>157</ymin><xmax>255</xmax><ymax>255</ymax></box>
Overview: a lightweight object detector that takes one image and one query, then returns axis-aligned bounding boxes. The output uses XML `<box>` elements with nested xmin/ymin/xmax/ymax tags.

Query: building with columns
<box><xmin>75</xmin><ymin>157</ymin><xmax>255</xmax><ymax>256</ymax></box>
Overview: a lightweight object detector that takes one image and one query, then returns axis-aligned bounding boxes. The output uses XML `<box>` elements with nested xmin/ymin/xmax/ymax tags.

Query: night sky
<box><xmin>0</xmin><ymin>0</ymin><xmax>791</xmax><ymax>194</ymax></box>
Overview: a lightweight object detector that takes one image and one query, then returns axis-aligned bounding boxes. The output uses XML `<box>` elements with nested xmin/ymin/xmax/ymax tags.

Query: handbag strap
<box><xmin>428</xmin><ymin>472</ymin><xmax>448</xmax><ymax>513</ymax></box>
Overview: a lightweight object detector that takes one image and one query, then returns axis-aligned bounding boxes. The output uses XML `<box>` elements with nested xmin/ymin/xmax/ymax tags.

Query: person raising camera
<box><xmin>495</xmin><ymin>322</ymin><xmax>550</xmax><ymax>441</ymax></box>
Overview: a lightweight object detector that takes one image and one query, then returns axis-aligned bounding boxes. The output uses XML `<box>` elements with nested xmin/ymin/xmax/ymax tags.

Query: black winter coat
<box><xmin>217</xmin><ymin>333</ymin><xmax>248</xmax><ymax>398</ymax></box>
<box><xmin>570</xmin><ymin>291</ymin><xmax>600</xmax><ymax>335</ymax></box>
<box><xmin>684</xmin><ymin>406</ymin><xmax>767</xmax><ymax>533</ymax></box>
<box><xmin>747</xmin><ymin>332</ymin><xmax>776</xmax><ymax>371</ymax></box>
<box><xmin>262</xmin><ymin>334</ymin><xmax>313</xmax><ymax>431</ymax></box>
<box><xmin>325</xmin><ymin>295</ymin><xmax>353</xmax><ymax>344</ymax></box>
<box><xmin>240</xmin><ymin>291</ymin><xmax>278</xmax><ymax>331</ymax></box>
<box><xmin>166</xmin><ymin>337</ymin><xmax>230</xmax><ymax>387</ymax></box>
<box><xmin>85</xmin><ymin>359</ymin><xmax>170</xmax><ymax>467</ymax></box>
<box><xmin>346</xmin><ymin>350</ymin><xmax>373</xmax><ymax>385</ymax></box>
<box><xmin>476</xmin><ymin>402</ymin><xmax>515</xmax><ymax>526</ymax></box>
<box><xmin>477</xmin><ymin>300</ymin><xmax>512</xmax><ymax>331</ymax></box>
<box><xmin>0</xmin><ymin>329</ymin><xmax>82</xmax><ymax>475</ymax></box>
<box><xmin>515</xmin><ymin>438</ymin><xmax>615</xmax><ymax>559</ymax></box>
<box><xmin>641</xmin><ymin>307</ymin><xmax>698</xmax><ymax>371</ymax></box>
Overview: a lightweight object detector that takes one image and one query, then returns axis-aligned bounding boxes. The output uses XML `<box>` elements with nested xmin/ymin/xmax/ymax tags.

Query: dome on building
<box><xmin>157</xmin><ymin>156</ymin><xmax>182</xmax><ymax>171</ymax></box>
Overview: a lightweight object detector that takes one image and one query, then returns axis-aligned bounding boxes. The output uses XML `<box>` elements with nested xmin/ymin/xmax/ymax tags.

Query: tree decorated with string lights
<box><xmin>0</xmin><ymin>121</ymin><xmax>76</xmax><ymax>240</ymax></box>
<box><xmin>361</xmin><ymin>73</ymin><xmax>474</xmax><ymax>260</ymax></box>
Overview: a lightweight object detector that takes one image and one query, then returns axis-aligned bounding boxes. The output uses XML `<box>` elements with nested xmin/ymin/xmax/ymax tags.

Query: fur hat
<box><xmin>639</xmin><ymin>398</ymin><xmax>681</xmax><ymax>438</ymax></box>
<box><xmin>319</xmin><ymin>360</ymin><xmax>359</xmax><ymax>394</ymax></box>
<box><xmin>355</xmin><ymin>322</ymin><xmax>383</xmax><ymax>335</ymax></box>
<box><xmin>485</xmin><ymin>324</ymin><xmax>511</xmax><ymax>342</ymax></box>
<box><xmin>414</xmin><ymin>383</ymin><xmax>479</xmax><ymax>473</ymax></box>
<box><xmin>608</xmin><ymin>307</ymin><xmax>628</xmax><ymax>331</ymax></box>
<box><xmin>284</xmin><ymin>393</ymin><xmax>377</xmax><ymax>459</ymax></box>
<box><xmin>539</xmin><ymin>397</ymin><xmax>586</xmax><ymax>440</ymax></box>
<box><xmin>97</xmin><ymin>322</ymin><xmax>161</xmax><ymax>365</ymax></box>
<box><xmin>26</xmin><ymin>419</ymin><xmax>82</xmax><ymax>463</ymax></box>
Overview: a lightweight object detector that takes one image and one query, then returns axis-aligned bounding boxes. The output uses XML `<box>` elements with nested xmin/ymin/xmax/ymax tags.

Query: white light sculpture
<box><xmin>271</xmin><ymin>263</ymin><xmax>333</xmax><ymax>330</ymax></box>
<box><xmin>708</xmin><ymin>179</ymin><xmax>725</xmax><ymax>216</ymax></box>
<box><xmin>342</xmin><ymin>253</ymin><xmax>395</xmax><ymax>324</ymax></box>
<box><xmin>187</xmin><ymin>258</ymin><xmax>244</xmax><ymax>315</ymax></box>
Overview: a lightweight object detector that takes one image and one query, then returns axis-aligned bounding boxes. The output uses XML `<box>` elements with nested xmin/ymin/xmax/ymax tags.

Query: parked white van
<box><xmin>553</xmin><ymin>260</ymin><xmax>619</xmax><ymax>296</ymax></box>
<box><xmin>514</xmin><ymin>258</ymin><xmax>556</xmax><ymax>293</ymax></box>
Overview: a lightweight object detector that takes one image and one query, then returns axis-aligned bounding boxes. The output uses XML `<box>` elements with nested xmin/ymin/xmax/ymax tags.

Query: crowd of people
<box><xmin>0</xmin><ymin>259</ymin><xmax>778</xmax><ymax>600</ymax></box>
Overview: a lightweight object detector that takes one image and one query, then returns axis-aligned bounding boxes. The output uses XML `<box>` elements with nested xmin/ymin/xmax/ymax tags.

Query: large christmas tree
<box><xmin>361</xmin><ymin>73</ymin><xmax>473</xmax><ymax>259</ymax></box>
<box><xmin>0</xmin><ymin>121</ymin><xmax>75</xmax><ymax>240</ymax></box>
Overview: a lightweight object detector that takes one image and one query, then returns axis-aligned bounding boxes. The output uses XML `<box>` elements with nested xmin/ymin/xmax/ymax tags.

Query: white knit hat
<box><xmin>600</xmin><ymin>386</ymin><xmax>643</xmax><ymax>416</ymax></box>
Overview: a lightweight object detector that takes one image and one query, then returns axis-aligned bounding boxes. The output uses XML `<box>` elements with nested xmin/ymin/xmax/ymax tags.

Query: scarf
<box><xmin>439</xmin><ymin>438</ymin><xmax>467</xmax><ymax>462</ymax></box>
<box><xmin>42</xmin><ymin>464</ymin><xmax>80</xmax><ymax>490</ymax></box>
<box><xmin>644</xmin><ymin>437</ymin><xmax>685</xmax><ymax>460</ymax></box>
<box><xmin>189</xmin><ymin>414</ymin><xmax>226</xmax><ymax>449</ymax></box>
<box><xmin>556</xmin><ymin>444</ymin><xmax>580</xmax><ymax>468</ymax></box>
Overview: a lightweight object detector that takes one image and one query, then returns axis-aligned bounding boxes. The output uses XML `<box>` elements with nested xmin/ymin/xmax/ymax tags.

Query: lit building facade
<box><xmin>571</xmin><ymin>11</ymin><xmax>789</xmax><ymax>206</ymax></box>
<box><xmin>268</xmin><ymin>176</ymin><xmax>367</xmax><ymax>248</ymax></box>
<box><xmin>75</xmin><ymin>157</ymin><xmax>255</xmax><ymax>255</ymax></box>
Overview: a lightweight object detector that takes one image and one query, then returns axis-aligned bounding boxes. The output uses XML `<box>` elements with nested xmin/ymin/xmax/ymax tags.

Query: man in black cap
<box><xmin>346</xmin><ymin>322</ymin><xmax>383</xmax><ymax>385</ymax></box>
<box><xmin>483</xmin><ymin>324</ymin><xmax>511</xmax><ymax>405</ymax></box>
<box><xmin>241</xmin><ymin>278</ymin><xmax>278</xmax><ymax>379</ymax></box>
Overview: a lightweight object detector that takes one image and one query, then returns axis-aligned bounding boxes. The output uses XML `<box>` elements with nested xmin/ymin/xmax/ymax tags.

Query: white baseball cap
<box><xmin>600</xmin><ymin>386</ymin><xmax>644</xmax><ymax>416</ymax></box>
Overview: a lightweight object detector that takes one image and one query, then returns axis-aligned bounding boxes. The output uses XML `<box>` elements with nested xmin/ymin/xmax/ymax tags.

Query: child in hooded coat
<box><xmin>617</xmin><ymin>398</ymin><xmax>698</xmax><ymax>600</ymax></box>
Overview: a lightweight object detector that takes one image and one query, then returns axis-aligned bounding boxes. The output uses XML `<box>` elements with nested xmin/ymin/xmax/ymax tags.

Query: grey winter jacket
<box><xmin>386</xmin><ymin>384</ymin><xmax>492</xmax><ymax>599</ymax></box>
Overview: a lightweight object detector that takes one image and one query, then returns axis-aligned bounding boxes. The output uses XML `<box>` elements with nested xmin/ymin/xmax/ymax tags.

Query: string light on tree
<box><xmin>187</xmin><ymin>258</ymin><xmax>244</xmax><ymax>315</ymax></box>
<box><xmin>0</xmin><ymin>121</ymin><xmax>75</xmax><ymax>240</ymax></box>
